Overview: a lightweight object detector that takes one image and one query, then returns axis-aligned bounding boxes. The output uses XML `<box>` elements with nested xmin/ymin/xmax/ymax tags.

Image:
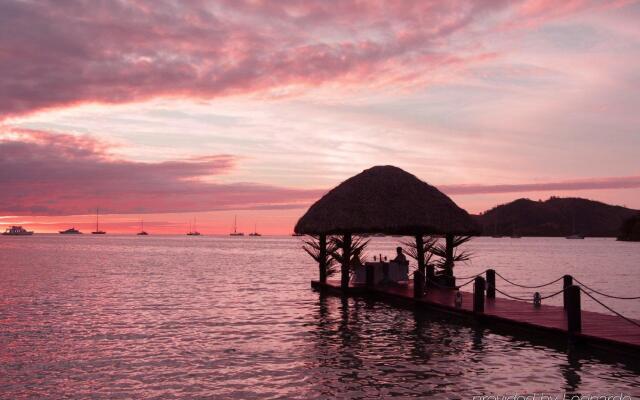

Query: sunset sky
<box><xmin>1</xmin><ymin>0</ymin><xmax>639</xmax><ymax>234</ymax></box>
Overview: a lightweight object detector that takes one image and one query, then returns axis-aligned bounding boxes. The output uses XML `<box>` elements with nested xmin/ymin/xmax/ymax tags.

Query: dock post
<box><xmin>426</xmin><ymin>265</ymin><xmax>435</xmax><ymax>287</ymax></box>
<box><xmin>473</xmin><ymin>276</ymin><xmax>486</xmax><ymax>313</ymax></box>
<box><xmin>486</xmin><ymin>269</ymin><xmax>495</xmax><ymax>299</ymax></box>
<box><xmin>563</xmin><ymin>275</ymin><xmax>573</xmax><ymax>309</ymax></box>
<box><xmin>413</xmin><ymin>270</ymin><xmax>424</xmax><ymax>298</ymax></box>
<box><xmin>366</xmin><ymin>263</ymin><xmax>374</xmax><ymax>288</ymax></box>
<box><xmin>566</xmin><ymin>285</ymin><xmax>581</xmax><ymax>333</ymax></box>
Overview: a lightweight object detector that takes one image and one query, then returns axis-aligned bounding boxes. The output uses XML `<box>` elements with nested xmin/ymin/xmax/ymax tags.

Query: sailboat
<box><xmin>566</xmin><ymin>213</ymin><xmax>584</xmax><ymax>239</ymax></box>
<box><xmin>230</xmin><ymin>215</ymin><xmax>244</xmax><ymax>236</ymax></box>
<box><xmin>137</xmin><ymin>219</ymin><xmax>148</xmax><ymax>235</ymax></box>
<box><xmin>92</xmin><ymin>208</ymin><xmax>106</xmax><ymax>234</ymax></box>
<box><xmin>249</xmin><ymin>223</ymin><xmax>261</xmax><ymax>237</ymax></box>
<box><xmin>187</xmin><ymin>218</ymin><xmax>201</xmax><ymax>236</ymax></box>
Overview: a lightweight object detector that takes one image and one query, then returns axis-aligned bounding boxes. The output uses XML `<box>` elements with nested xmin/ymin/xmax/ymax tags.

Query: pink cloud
<box><xmin>0</xmin><ymin>128</ymin><xmax>322</xmax><ymax>215</ymax></box>
<box><xmin>1</xmin><ymin>0</ymin><xmax>613</xmax><ymax>119</ymax></box>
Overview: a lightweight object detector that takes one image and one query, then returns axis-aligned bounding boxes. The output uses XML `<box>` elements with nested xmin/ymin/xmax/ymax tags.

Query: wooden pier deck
<box><xmin>311</xmin><ymin>279</ymin><xmax>640</xmax><ymax>354</ymax></box>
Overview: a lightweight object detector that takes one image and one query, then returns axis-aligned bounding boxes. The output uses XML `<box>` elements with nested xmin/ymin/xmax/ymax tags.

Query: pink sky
<box><xmin>1</xmin><ymin>0</ymin><xmax>639</xmax><ymax>233</ymax></box>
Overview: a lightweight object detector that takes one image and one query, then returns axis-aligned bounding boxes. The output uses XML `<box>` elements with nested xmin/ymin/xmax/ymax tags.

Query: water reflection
<box><xmin>1</xmin><ymin>236</ymin><xmax>638</xmax><ymax>398</ymax></box>
<box><xmin>562</xmin><ymin>347</ymin><xmax>583</xmax><ymax>393</ymax></box>
<box><xmin>308</xmin><ymin>292</ymin><xmax>640</xmax><ymax>398</ymax></box>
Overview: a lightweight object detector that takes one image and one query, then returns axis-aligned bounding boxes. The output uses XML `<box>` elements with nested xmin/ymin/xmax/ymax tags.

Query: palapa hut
<box><xmin>295</xmin><ymin>165</ymin><xmax>478</xmax><ymax>290</ymax></box>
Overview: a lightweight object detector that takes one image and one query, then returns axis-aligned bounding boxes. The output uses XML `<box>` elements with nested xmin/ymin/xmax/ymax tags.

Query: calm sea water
<box><xmin>0</xmin><ymin>235</ymin><xmax>638</xmax><ymax>398</ymax></box>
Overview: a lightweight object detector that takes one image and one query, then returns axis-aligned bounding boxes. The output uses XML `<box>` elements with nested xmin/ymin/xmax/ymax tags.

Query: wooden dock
<box><xmin>311</xmin><ymin>279</ymin><xmax>640</xmax><ymax>354</ymax></box>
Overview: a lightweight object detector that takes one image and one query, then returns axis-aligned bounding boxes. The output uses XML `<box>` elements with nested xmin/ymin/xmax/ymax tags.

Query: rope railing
<box><xmin>580</xmin><ymin>288</ymin><xmax>640</xmax><ymax>329</ymax></box>
<box><xmin>455</xmin><ymin>270</ymin><xmax>488</xmax><ymax>280</ymax></box>
<box><xmin>493</xmin><ymin>286</ymin><xmax>567</xmax><ymax>302</ymax></box>
<box><xmin>455</xmin><ymin>277</ymin><xmax>477</xmax><ymax>289</ymax></box>
<box><xmin>573</xmin><ymin>277</ymin><xmax>640</xmax><ymax>300</ymax></box>
<box><xmin>494</xmin><ymin>271</ymin><xmax>565</xmax><ymax>289</ymax></box>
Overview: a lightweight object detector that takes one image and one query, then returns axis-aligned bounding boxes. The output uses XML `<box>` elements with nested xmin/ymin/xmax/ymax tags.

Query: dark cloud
<box><xmin>0</xmin><ymin>129</ymin><xmax>322</xmax><ymax>215</ymax></box>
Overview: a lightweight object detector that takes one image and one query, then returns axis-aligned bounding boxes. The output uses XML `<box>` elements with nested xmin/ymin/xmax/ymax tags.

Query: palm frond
<box><xmin>401</xmin><ymin>235</ymin><xmax>437</xmax><ymax>267</ymax></box>
<box><xmin>428</xmin><ymin>235</ymin><xmax>474</xmax><ymax>270</ymax></box>
<box><xmin>330</xmin><ymin>235</ymin><xmax>370</xmax><ymax>267</ymax></box>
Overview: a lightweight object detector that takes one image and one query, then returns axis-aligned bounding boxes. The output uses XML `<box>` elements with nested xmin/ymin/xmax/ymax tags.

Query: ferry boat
<box><xmin>60</xmin><ymin>227</ymin><xmax>82</xmax><ymax>234</ymax></box>
<box><xmin>3</xmin><ymin>226</ymin><xmax>34</xmax><ymax>235</ymax></box>
<box><xmin>230</xmin><ymin>215</ymin><xmax>244</xmax><ymax>236</ymax></box>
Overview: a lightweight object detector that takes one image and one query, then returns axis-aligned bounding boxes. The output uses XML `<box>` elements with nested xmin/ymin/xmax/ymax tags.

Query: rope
<box><xmin>425</xmin><ymin>277</ymin><xmax>458</xmax><ymax>290</ymax></box>
<box><xmin>455</xmin><ymin>278</ymin><xmax>477</xmax><ymax>289</ymax></box>
<box><xmin>494</xmin><ymin>287</ymin><xmax>531</xmax><ymax>302</ymax></box>
<box><xmin>495</xmin><ymin>272</ymin><xmax>564</xmax><ymax>289</ymax></box>
<box><xmin>540</xmin><ymin>287</ymin><xmax>566</xmax><ymax>300</ymax></box>
<box><xmin>580</xmin><ymin>288</ymin><xmax>640</xmax><ymax>329</ymax></box>
<box><xmin>573</xmin><ymin>278</ymin><xmax>640</xmax><ymax>300</ymax></box>
<box><xmin>455</xmin><ymin>269</ymin><xmax>488</xmax><ymax>280</ymax></box>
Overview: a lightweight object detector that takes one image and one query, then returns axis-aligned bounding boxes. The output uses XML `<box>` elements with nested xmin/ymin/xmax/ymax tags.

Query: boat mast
<box><xmin>96</xmin><ymin>208</ymin><xmax>99</xmax><ymax>231</ymax></box>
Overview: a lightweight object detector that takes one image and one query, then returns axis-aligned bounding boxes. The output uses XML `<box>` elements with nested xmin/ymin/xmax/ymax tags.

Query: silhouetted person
<box><xmin>391</xmin><ymin>246</ymin><xmax>407</xmax><ymax>264</ymax></box>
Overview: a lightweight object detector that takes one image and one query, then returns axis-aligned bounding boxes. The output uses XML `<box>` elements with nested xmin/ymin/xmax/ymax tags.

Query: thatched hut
<box><xmin>295</xmin><ymin>165</ymin><xmax>478</xmax><ymax>289</ymax></box>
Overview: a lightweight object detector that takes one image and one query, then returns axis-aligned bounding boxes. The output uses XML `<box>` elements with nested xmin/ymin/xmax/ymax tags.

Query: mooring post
<box><xmin>473</xmin><ymin>276</ymin><xmax>486</xmax><ymax>313</ymax></box>
<box><xmin>566</xmin><ymin>285</ymin><xmax>581</xmax><ymax>333</ymax></box>
<box><xmin>366</xmin><ymin>263</ymin><xmax>374</xmax><ymax>288</ymax></box>
<box><xmin>486</xmin><ymin>269</ymin><xmax>496</xmax><ymax>299</ymax></box>
<box><xmin>413</xmin><ymin>270</ymin><xmax>424</xmax><ymax>299</ymax></box>
<box><xmin>563</xmin><ymin>275</ymin><xmax>573</xmax><ymax>309</ymax></box>
<box><xmin>426</xmin><ymin>264</ymin><xmax>435</xmax><ymax>286</ymax></box>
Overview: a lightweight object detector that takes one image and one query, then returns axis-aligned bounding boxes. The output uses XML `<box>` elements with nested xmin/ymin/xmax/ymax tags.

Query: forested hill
<box><xmin>474</xmin><ymin>197</ymin><xmax>638</xmax><ymax>237</ymax></box>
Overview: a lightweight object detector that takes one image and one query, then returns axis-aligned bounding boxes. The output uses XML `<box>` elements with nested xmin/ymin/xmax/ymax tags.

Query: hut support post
<box><xmin>563</xmin><ymin>275</ymin><xmax>573</xmax><ymax>309</ymax></box>
<box><xmin>415</xmin><ymin>235</ymin><xmax>425</xmax><ymax>285</ymax></box>
<box><xmin>444</xmin><ymin>234</ymin><xmax>454</xmax><ymax>277</ymax></box>
<box><xmin>318</xmin><ymin>234</ymin><xmax>327</xmax><ymax>284</ymax></box>
<box><xmin>473</xmin><ymin>276</ymin><xmax>486</xmax><ymax>313</ymax></box>
<box><xmin>486</xmin><ymin>269</ymin><xmax>496</xmax><ymax>299</ymax></box>
<box><xmin>366</xmin><ymin>263</ymin><xmax>374</xmax><ymax>288</ymax></box>
<box><xmin>566</xmin><ymin>285</ymin><xmax>581</xmax><ymax>333</ymax></box>
<box><xmin>340</xmin><ymin>233</ymin><xmax>352</xmax><ymax>290</ymax></box>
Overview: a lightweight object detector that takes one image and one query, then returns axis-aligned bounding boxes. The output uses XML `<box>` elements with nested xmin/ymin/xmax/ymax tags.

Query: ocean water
<box><xmin>0</xmin><ymin>235</ymin><xmax>638</xmax><ymax>398</ymax></box>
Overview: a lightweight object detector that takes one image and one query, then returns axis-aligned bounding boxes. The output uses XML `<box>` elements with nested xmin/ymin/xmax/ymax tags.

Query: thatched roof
<box><xmin>295</xmin><ymin>165</ymin><xmax>479</xmax><ymax>235</ymax></box>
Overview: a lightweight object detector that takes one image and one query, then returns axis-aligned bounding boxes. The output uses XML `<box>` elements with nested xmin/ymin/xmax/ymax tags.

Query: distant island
<box><xmin>617</xmin><ymin>214</ymin><xmax>640</xmax><ymax>241</ymax></box>
<box><xmin>475</xmin><ymin>197</ymin><xmax>639</xmax><ymax>238</ymax></box>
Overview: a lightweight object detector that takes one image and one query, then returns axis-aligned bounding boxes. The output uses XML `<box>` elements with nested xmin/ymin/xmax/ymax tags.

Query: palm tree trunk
<box><xmin>319</xmin><ymin>234</ymin><xmax>327</xmax><ymax>283</ymax></box>
<box><xmin>445</xmin><ymin>233</ymin><xmax>454</xmax><ymax>277</ymax></box>
<box><xmin>415</xmin><ymin>234</ymin><xmax>425</xmax><ymax>279</ymax></box>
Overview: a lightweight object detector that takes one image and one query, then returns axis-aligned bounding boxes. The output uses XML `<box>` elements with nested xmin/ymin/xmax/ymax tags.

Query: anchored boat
<box><xmin>230</xmin><ymin>215</ymin><xmax>244</xmax><ymax>236</ymax></box>
<box><xmin>92</xmin><ymin>208</ymin><xmax>106</xmax><ymax>234</ymax></box>
<box><xmin>59</xmin><ymin>227</ymin><xmax>82</xmax><ymax>234</ymax></box>
<box><xmin>3</xmin><ymin>226</ymin><xmax>34</xmax><ymax>236</ymax></box>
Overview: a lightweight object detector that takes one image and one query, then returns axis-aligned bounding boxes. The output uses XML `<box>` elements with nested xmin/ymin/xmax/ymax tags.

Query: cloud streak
<box><xmin>441</xmin><ymin>176</ymin><xmax>640</xmax><ymax>195</ymax></box>
<box><xmin>0</xmin><ymin>0</ymin><xmax>615</xmax><ymax>119</ymax></box>
<box><xmin>0</xmin><ymin>129</ymin><xmax>322</xmax><ymax>215</ymax></box>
